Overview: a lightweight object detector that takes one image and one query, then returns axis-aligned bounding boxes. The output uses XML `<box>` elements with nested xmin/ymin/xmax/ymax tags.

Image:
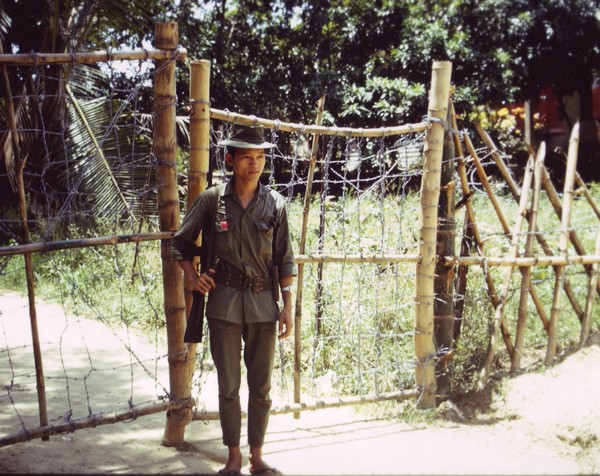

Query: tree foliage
<box><xmin>168</xmin><ymin>0</ymin><xmax>600</xmax><ymax>127</ymax></box>
<box><xmin>1</xmin><ymin>0</ymin><xmax>600</xmax><ymax>234</ymax></box>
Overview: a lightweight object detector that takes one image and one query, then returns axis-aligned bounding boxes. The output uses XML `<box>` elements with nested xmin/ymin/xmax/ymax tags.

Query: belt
<box><xmin>214</xmin><ymin>269</ymin><xmax>273</xmax><ymax>293</ymax></box>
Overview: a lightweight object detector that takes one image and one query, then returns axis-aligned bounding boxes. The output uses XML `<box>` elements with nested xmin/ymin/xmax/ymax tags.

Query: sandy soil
<box><xmin>1</xmin><ymin>289</ymin><xmax>599</xmax><ymax>475</ymax></box>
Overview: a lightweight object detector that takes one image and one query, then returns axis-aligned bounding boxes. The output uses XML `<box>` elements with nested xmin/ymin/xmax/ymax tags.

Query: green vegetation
<box><xmin>2</xmin><ymin>183</ymin><xmax>598</xmax><ymax>401</ymax></box>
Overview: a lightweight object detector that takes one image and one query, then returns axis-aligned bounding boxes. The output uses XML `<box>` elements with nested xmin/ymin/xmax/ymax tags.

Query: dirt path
<box><xmin>1</xmin><ymin>290</ymin><xmax>599</xmax><ymax>475</ymax></box>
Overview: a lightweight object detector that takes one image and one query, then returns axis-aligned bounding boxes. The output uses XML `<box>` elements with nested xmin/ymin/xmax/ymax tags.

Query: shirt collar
<box><xmin>223</xmin><ymin>177</ymin><xmax>270</xmax><ymax>197</ymax></box>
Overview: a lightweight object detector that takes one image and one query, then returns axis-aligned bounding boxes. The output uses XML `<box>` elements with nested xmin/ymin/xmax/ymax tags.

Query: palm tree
<box><xmin>0</xmin><ymin>0</ymin><xmax>182</xmax><ymax>243</ymax></box>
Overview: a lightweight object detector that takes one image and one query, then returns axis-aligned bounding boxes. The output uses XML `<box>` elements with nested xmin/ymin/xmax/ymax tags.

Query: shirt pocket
<box><xmin>214</xmin><ymin>217</ymin><xmax>238</xmax><ymax>255</ymax></box>
<box><xmin>255</xmin><ymin>218</ymin><xmax>275</xmax><ymax>256</ymax></box>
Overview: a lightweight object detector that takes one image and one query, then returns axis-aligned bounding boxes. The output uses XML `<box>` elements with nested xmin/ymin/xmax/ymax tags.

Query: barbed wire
<box><xmin>1</xmin><ymin>58</ymin><xmax>599</xmax><ymax>446</ymax></box>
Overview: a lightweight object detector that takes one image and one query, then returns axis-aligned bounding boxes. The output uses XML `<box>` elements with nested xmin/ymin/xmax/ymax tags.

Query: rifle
<box><xmin>183</xmin><ymin>192</ymin><xmax>220</xmax><ymax>343</ymax></box>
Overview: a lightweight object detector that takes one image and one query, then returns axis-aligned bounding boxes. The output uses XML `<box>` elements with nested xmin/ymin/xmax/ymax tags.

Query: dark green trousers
<box><xmin>208</xmin><ymin>318</ymin><xmax>277</xmax><ymax>448</ymax></box>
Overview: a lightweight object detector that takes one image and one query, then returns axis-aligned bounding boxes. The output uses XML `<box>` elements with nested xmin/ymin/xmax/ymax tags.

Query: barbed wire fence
<box><xmin>1</xmin><ymin>25</ymin><xmax>599</xmax><ymax>448</ymax></box>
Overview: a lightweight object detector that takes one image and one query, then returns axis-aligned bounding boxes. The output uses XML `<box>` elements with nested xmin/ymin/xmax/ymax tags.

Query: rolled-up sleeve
<box><xmin>171</xmin><ymin>193</ymin><xmax>209</xmax><ymax>262</ymax></box>
<box><xmin>273</xmin><ymin>195</ymin><xmax>296</xmax><ymax>278</ymax></box>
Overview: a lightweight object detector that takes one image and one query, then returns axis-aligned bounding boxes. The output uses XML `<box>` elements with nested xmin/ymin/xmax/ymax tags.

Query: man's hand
<box><xmin>191</xmin><ymin>270</ymin><xmax>216</xmax><ymax>295</ymax></box>
<box><xmin>179</xmin><ymin>260</ymin><xmax>216</xmax><ymax>295</ymax></box>
<box><xmin>277</xmin><ymin>306</ymin><xmax>293</xmax><ymax>339</ymax></box>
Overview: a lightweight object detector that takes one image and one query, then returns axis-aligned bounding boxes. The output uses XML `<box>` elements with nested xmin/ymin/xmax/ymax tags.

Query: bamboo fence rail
<box><xmin>209</xmin><ymin>108</ymin><xmax>428</xmax><ymax>137</ymax></box>
<box><xmin>192</xmin><ymin>390</ymin><xmax>417</xmax><ymax>421</ymax></box>
<box><xmin>0</xmin><ymin>232</ymin><xmax>173</xmax><ymax>257</ymax></box>
<box><xmin>0</xmin><ymin>400</ymin><xmax>177</xmax><ymax>448</ymax></box>
<box><xmin>0</xmin><ymin>47</ymin><xmax>187</xmax><ymax>65</ymax></box>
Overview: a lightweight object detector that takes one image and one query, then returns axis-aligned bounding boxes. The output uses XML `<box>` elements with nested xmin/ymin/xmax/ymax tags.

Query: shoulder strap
<box><xmin>199</xmin><ymin>183</ymin><xmax>226</xmax><ymax>273</ymax></box>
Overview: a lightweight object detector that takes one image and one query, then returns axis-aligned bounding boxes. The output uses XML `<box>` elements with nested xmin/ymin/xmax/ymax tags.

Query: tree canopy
<box><xmin>167</xmin><ymin>0</ymin><xmax>600</xmax><ymax>127</ymax></box>
<box><xmin>1</xmin><ymin>0</ymin><xmax>600</xmax><ymax>232</ymax></box>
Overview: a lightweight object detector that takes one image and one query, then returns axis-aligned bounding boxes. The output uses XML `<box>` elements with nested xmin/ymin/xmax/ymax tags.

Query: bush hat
<box><xmin>217</xmin><ymin>124</ymin><xmax>275</xmax><ymax>149</ymax></box>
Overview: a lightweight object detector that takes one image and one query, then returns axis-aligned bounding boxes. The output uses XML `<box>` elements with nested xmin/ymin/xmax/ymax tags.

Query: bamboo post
<box><xmin>414</xmin><ymin>60</ymin><xmax>452</xmax><ymax>409</ymax></box>
<box><xmin>153</xmin><ymin>22</ymin><xmax>191</xmax><ymax>447</ymax></box>
<box><xmin>580</xmin><ymin>225</ymin><xmax>600</xmax><ymax>346</ymax></box>
<box><xmin>512</xmin><ymin>143</ymin><xmax>546</xmax><ymax>372</ymax></box>
<box><xmin>481</xmin><ymin>154</ymin><xmax>534</xmax><ymax>381</ymax></box>
<box><xmin>546</xmin><ymin>122</ymin><xmax>580</xmax><ymax>365</ymax></box>
<box><xmin>182</xmin><ymin>59</ymin><xmax>212</xmax><ymax>397</ymax></box>
<box><xmin>1</xmin><ymin>43</ymin><xmax>49</xmax><ymax>439</ymax></box>
<box><xmin>449</xmin><ymin>100</ymin><xmax>472</xmax><ymax>343</ymax></box>
<box><xmin>184</xmin><ymin>60</ymin><xmax>211</xmax><ymax>313</ymax></box>
<box><xmin>294</xmin><ymin>95</ymin><xmax>326</xmax><ymax>418</ymax></box>
<box><xmin>433</xmin><ymin>116</ymin><xmax>455</xmax><ymax>397</ymax></box>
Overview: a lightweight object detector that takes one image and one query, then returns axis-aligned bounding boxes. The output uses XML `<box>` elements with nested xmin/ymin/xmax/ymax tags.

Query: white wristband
<box><xmin>281</xmin><ymin>285</ymin><xmax>292</xmax><ymax>293</ymax></box>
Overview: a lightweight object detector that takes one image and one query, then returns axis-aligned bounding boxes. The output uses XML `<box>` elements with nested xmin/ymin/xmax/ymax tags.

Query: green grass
<box><xmin>1</xmin><ymin>180</ymin><xmax>599</xmax><ymax>402</ymax></box>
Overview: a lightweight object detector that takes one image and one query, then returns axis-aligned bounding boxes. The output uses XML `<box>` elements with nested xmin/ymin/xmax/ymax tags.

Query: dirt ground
<box><xmin>1</xmin><ymin>289</ymin><xmax>599</xmax><ymax>475</ymax></box>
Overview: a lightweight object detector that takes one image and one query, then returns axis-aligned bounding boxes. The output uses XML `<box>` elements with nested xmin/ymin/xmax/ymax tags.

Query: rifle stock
<box><xmin>184</xmin><ymin>290</ymin><xmax>205</xmax><ymax>343</ymax></box>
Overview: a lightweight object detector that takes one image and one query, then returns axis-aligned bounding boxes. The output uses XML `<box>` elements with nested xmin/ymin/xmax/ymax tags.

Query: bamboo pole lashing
<box><xmin>481</xmin><ymin>154</ymin><xmax>535</xmax><ymax>381</ymax></box>
<box><xmin>546</xmin><ymin>122</ymin><xmax>580</xmax><ymax>365</ymax></box>
<box><xmin>414</xmin><ymin>60</ymin><xmax>452</xmax><ymax>409</ymax></box>
<box><xmin>294</xmin><ymin>95</ymin><xmax>326</xmax><ymax>419</ymax></box>
<box><xmin>512</xmin><ymin>143</ymin><xmax>546</xmax><ymax>372</ymax></box>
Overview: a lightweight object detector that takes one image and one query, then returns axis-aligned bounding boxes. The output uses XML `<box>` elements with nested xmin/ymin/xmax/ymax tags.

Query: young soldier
<box><xmin>171</xmin><ymin>124</ymin><xmax>295</xmax><ymax>476</ymax></box>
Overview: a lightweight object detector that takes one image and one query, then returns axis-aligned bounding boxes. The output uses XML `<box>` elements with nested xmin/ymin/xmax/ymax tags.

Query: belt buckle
<box><xmin>249</xmin><ymin>276</ymin><xmax>263</xmax><ymax>293</ymax></box>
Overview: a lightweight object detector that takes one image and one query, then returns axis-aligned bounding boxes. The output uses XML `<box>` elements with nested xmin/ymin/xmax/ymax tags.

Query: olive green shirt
<box><xmin>171</xmin><ymin>179</ymin><xmax>296</xmax><ymax>324</ymax></box>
